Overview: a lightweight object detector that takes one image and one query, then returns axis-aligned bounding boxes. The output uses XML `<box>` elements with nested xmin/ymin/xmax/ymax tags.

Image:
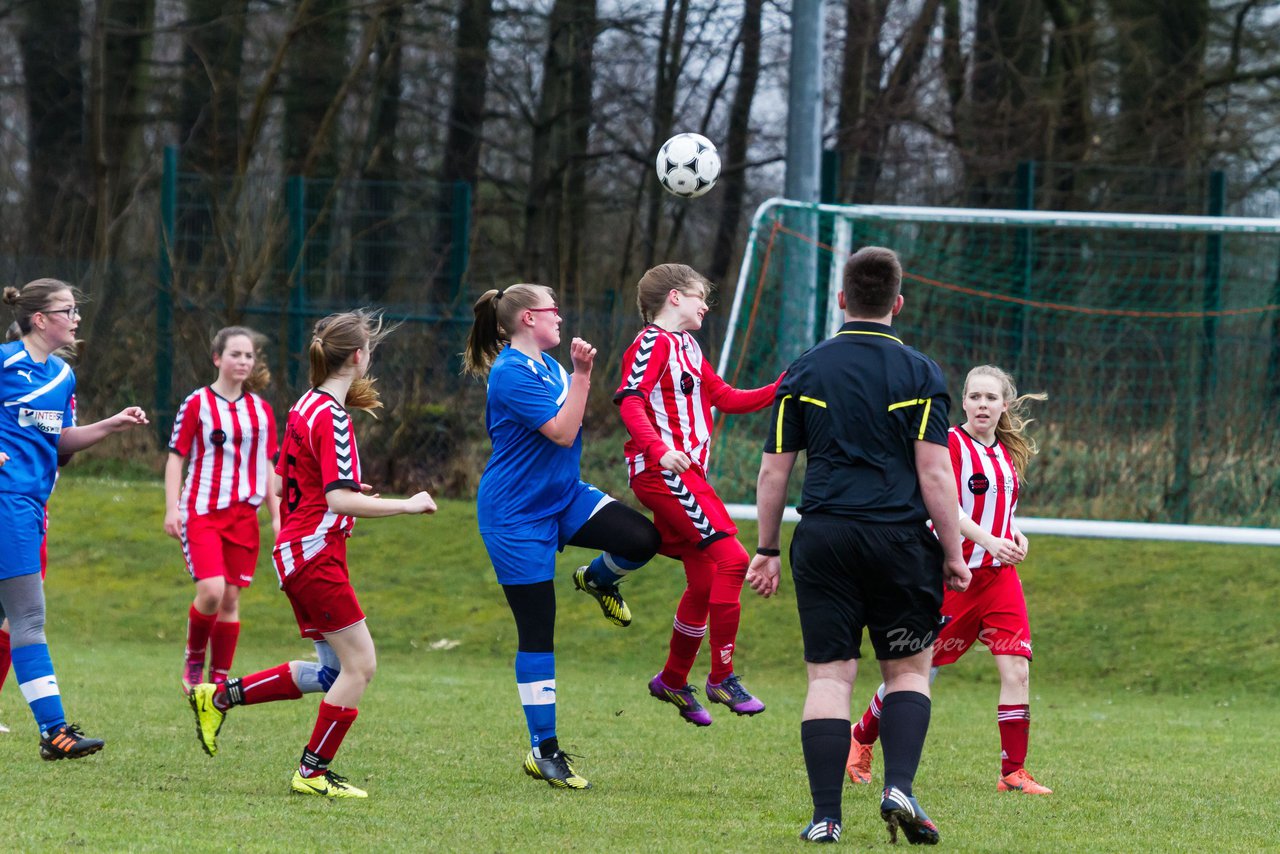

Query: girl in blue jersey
<box><xmin>0</xmin><ymin>279</ymin><xmax>148</xmax><ymax>760</ymax></box>
<box><xmin>463</xmin><ymin>283</ymin><xmax>661</xmax><ymax>790</ymax></box>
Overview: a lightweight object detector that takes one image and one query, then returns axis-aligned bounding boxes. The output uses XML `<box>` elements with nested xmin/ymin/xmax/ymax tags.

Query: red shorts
<box><xmin>630</xmin><ymin>466</ymin><xmax>737</xmax><ymax>557</ymax></box>
<box><xmin>281</xmin><ymin>540</ymin><xmax>365</xmax><ymax>641</ymax></box>
<box><xmin>932</xmin><ymin>564</ymin><xmax>1032</xmax><ymax>665</ymax></box>
<box><xmin>181</xmin><ymin>502</ymin><xmax>262</xmax><ymax>587</ymax></box>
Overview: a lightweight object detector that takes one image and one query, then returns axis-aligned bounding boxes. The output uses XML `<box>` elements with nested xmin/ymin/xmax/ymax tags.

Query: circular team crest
<box><xmin>209</xmin><ymin>428</ymin><xmax>227</xmax><ymax>446</ymax></box>
<box><xmin>680</xmin><ymin>371</ymin><xmax>695</xmax><ymax>395</ymax></box>
<box><xmin>967</xmin><ymin>473</ymin><xmax>989</xmax><ymax>494</ymax></box>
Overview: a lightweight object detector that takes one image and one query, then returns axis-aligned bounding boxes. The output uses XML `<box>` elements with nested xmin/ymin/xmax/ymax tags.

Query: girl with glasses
<box><xmin>0</xmin><ymin>279</ymin><xmax>148</xmax><ymax>760</ymax></box>
<box><xmin>464</xmin><ymin>283</ymin><xmax>661</xmax><ymax>790</ymax></box>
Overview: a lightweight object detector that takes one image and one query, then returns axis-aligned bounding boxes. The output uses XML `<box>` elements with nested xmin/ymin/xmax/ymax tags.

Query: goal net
<box><xmin>709</xmin><ymin>198</ymin><xmax>1280</xmax><ymax>535</ymax></box>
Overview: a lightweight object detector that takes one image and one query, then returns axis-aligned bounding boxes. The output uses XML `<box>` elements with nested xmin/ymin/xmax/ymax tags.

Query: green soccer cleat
<box><xmin>291</xmin><ymin>769</ymin><xmax>368</xmax><ymax>799</ymax></box>
<box><xmin>572</xmin><ymin>566</ymin><xmax>632</xmax><ymax>627</ymax></box>
<box><xmin>187</xmin><ymin>683</ymin><xmax>225</xmax><ymax>757</ymax></box>
<box><xmin>523</xmin><ymin>749</ymin><xmax>591</xmax><ymax>790</ymax></box>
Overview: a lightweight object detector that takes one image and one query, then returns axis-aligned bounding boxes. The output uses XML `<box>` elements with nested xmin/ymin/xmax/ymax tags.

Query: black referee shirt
<box><xmin>765</xmin><ymin>320</ymin><xmax>950</xmax><ymax>523</ymax></box>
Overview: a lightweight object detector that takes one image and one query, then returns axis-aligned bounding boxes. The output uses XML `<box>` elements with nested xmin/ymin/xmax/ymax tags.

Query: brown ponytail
<box><xmin>462</xmin><ymin>283</ymin><xmax>555</xmax><ymax>377</ymax></box>
<box><xmin>309</xmin><ymin>309</ymin><xmax>393</xmax><ymax>412</ymax></box>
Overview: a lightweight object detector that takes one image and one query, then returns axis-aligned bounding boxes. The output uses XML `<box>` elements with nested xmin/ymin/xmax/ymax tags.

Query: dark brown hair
<box><xmin>635</xmin><ymin>263</ymin><xmax>712</xmax><ymax>323</ymax></box>
<box><xmin>4</xmin><ymin>278</ymin><xmax>84</xmax><ymax>336</ymax></box>
<box><xmin>309</xmin><ymin>310</ymin><xmax>393</xmax><ymax>412</ymax></box>
<box><xmin>213</xmin><ymin>325</ymin><xmax>271</xmax><ymax>394</ymax></box>
<box><xmin>842</xmin><ymin>246</ymin><xmax>902</xmax><ymax>317</ymax></box>
<box><xmin>462</xmin><ymin>283</ymin><xmax>555</xmax><ymax>377</ymax></box>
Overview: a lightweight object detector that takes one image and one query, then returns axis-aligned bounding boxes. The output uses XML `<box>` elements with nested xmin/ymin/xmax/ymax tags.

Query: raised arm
<box><xmin>538</xmin><ymin>338</ymin><xmax>595</xmax><ymax>447</ymax></box>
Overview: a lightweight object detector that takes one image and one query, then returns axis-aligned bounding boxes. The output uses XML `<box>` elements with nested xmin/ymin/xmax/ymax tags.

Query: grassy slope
<box><xmin>1</xmin><ymin>477</ymin><xmax>1277</xmax><ymax>851</ymax></box>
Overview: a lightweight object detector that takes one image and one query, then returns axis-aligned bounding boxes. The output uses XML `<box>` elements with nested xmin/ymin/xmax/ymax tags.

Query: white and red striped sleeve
<box><xmin>168</xmin><ymin>389</ymin><xmax>203</xmax><ymax>457</ymax></box>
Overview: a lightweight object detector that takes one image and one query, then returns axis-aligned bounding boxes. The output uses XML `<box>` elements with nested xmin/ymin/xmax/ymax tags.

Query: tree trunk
<box><xmin>359</xmin><ymin>0</ymin><xmax>406</xmax><ymax>303</ymax></box>
<box><xmin>21</xmin><ymin>0</ymin><xmax>89</xmax><ymax>262</ymax></box>
<box><xmin>523</xmin><ymin>0</ymin><xmax>597</xmax><ymax>300</ymax></box>
<box><xmin>434</xmin><ymin>0</ymin><xmax>493</xmax><ymax>302</ymax></box>
<box><xmin>641</xmin><ymin>0</ymin><xmax>690</xmax><ymax>271</ymax></box>
<box><xmin>708</xmin><ymin>0</ymin><xmax>762</xmax><ymax>286</ymax></box>
<box><xmin>1112</xmin><ymin>0</ymin><xmax>1209</xmax><ymax>208</ymax></box>
<box><xmin>283</xmin><ymin>0</ymin><xmax>350</xmax><ymax>179</ymax></box>
<box><xmin>965</xmin><ymin>0</ymin><xmax>1046</xmax><ymax>206</ymax></box>
<box><xmin>81</xmin><ymin>0</ymin><xmax>154</xmax><ymax>389</ymax></box>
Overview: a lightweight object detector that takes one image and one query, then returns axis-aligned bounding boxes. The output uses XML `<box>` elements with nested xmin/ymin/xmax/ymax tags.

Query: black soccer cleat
<box><xmin>39</xmin><ymin>723</ymin><xmax>104</xmax><ymax>761</ymax></box>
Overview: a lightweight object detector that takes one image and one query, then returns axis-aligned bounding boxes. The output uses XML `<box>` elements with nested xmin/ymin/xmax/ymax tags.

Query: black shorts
<box><xmin>790</xmin><ymin>514</ymin><xmax>944</xmax><ymax>663</ymax></box>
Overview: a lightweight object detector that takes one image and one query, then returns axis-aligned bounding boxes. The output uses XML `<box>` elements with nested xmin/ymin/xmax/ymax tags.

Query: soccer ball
<box><xmin>656</xmin><ymin>133</ymin><xmax>721</xmax><ymax>198</ymax></box>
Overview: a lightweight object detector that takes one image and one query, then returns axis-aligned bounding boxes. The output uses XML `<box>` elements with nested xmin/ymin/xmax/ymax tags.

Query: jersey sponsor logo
<box><xmin>967</xmin><ymin>472</ymin><xmax>990</xmax><ymax>494</ymax></box>
<box><xmin>16</xmin><ymin>368</ymin><xmax>34</xmax><ymax>383</ymax></box>
<box><xmin>18</xmin><ymin>407</ymin><xmax>64</xmax><ymax>434</ymax></box>
<box><xmin>679</xmin><ymin>370</ymin><xmax>695</xmax><ymax>395</ymax></box>
<box><xmin>209</xmin><ymin>428</ymin><xmax>227</xmax><ymax>446</ymax></box>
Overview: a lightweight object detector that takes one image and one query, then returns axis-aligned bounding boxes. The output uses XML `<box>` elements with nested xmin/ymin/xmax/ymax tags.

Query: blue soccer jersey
<box><xmin>477</xmin><ymin>347</ymin><xmax>583</xmax><ymax>531</ymax></box>
<box><xmin>0</xmin><ymin>340</ymin><xmax>76</xmax><ymax>504</ymax></box>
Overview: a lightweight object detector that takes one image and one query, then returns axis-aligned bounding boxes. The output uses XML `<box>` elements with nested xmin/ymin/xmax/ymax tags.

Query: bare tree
<box><xmin>708</xmin><ymin>0</ymin><xmax>762</xmax><ymax>285</ymax></box>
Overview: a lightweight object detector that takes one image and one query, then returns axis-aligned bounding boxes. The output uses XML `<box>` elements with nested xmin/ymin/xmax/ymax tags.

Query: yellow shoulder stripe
<box><xmin>798</xmin><ymin>396</ymin><xmax>826</xmax><ymax>408</ymax></box>
<box><xmin>774</xmin><ymin>394</ymin><xmax>792</xmax><ymax>452</ymax></box>
<box><xmin>887</xmin><ymin>397</ymin><xmax>933</xmax><ymax>440</ymax></box>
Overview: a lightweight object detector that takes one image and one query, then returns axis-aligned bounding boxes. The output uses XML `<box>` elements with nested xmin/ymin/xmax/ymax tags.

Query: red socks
<box><xmin>998</xmin><ymin>704</ymin><xmax>1031</xmax><ymax>775</ymax></box>
<box><xmin>221</xmin><ymin>662</ymin><xmax>302</xmax><ymax>708</ymax></box>
<box><xmin>0</xmin><ymin>628</ymin><xmax>10</xmax><ymax>693</ymax></box>
<box><xmin>208</xmin><ymin>621</ymin><xmax>240</xmax><ymax>683</ymax></box>
<box><xmin>661</xmin><ymin>589</ymin><xmax>707</xmax><ymax>688</ymax></box>
<box><xmin>853</xmin><ymin>689</ymin><xmax>883</xmax><ymax>745</ymax></box>
<box><xmin>299</xmin><ymin>702</ymin><xmax>359</xmax><ymax>777</ymax></box>
<box><xmin>185</xmin><ymin>605</ymin><xmax>217</xmax><ymax>667</ymax></box>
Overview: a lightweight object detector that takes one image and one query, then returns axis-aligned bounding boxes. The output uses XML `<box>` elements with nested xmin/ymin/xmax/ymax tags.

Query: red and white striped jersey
<box><xmin>951</xmin><ymin>426</ymin><xmax>1020</xmax><ymax>569</ymax></box>
<box><xmin>273</xmin><ymin>389</ymin><xmax>361</xmax><ymax>580</ymax></box>
<box><xmin>169</xmin><ymin>387</ymin><xmax>278</xmax><ymax>516</ymax></box>
<box><xmin>614</xmin><ymin>325</ymin><xmax>777</xmax><ymax>479</ymax></box>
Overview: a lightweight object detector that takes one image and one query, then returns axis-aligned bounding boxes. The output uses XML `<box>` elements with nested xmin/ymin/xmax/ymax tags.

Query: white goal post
<box><xmin>717</xmin><ymin>197</ymin><xmax>1280</xmax><ymax>546</ymax></box>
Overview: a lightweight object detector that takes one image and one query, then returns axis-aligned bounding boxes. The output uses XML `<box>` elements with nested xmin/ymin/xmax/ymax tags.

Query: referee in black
<box><xmin>746</xmin><ymin>246</ymin><xmax>970</xmax><ymax>845</ymax></box>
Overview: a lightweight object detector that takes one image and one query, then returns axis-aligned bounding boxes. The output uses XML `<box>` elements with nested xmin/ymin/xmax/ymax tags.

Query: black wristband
<box><xmin>756</xmin><ymin>547</ymin><xmax>781</xmax><ymax>557</ymax></box>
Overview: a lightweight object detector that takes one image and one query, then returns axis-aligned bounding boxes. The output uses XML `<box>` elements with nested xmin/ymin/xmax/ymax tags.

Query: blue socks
<box><xmin>515</xmin><ymin>651</ymin><xmax>556</xmax><ymax>753</ymax></box>
<box><xmin>11</xmin><ymin>643</ymin><xmax>66</xmax><ymax>735</ymax></box>
<box><xmin>585</xmin><ymin>552</ymin><xmax>646</xmax><ymax>587</ymax></box>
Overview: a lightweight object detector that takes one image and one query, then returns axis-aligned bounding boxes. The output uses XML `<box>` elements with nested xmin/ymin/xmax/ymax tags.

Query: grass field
<box><xmin>2</xmin><ymin>477</ymin><xmax>1279</xmax><ymax>851</ymax></box>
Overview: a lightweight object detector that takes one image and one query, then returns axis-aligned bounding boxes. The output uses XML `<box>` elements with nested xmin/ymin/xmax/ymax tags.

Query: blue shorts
<box><xmin>0</xmin><ymin>493</ymin><xmax>47</xmax><ymax>580</ymax></box>
<box><xmin>481</xmin><ymin>482</ymin><xmax>613</xmax><ymax>585</ymax></box>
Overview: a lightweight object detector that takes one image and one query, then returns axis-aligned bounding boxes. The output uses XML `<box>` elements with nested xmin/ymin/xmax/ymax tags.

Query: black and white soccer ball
<box><xmin>655</xmin><ymin>133</ymin><xmax>721</xmax><ymax>198</ymax></box>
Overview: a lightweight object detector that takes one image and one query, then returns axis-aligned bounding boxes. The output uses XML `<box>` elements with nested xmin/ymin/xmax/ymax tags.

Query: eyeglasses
<box><xmin>43</xmin><ymin>307</ymin><xmax>81</xmax><ymax>320</ymax></box>
<box><xmin>528</xmin><ymin>306</ymin><xmax>560</xmax><ymax>317</ymax></box>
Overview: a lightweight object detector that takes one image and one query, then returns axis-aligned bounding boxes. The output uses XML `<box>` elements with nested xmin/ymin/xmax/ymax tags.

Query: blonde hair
<box><xmin>213</xmin><ymin>325</ymin><xmax>271</xmax><ymax>394</ymax></box>
<box><xmin>635</xmin><ymin>263</ymin><xmax>712</xmax><ymax>323</ymax></box>
<box><xmin>4</xmin><ymin>278</ymin><xmax>84</xmax><ymax>336</ymax></box>
<box><xmin>964</xmin><ymin>365</ymin><xmax>1047</xmax><ymax>478</ymax></box>
<box><xmin>309</xmin><ymin>310</ymin><xmax>392</xmax><ymax>412</ymax></box>
<box><xmin>462</xmin><ymin>283</ymin><xmax>555</xmax><ymax>377</ymax></box>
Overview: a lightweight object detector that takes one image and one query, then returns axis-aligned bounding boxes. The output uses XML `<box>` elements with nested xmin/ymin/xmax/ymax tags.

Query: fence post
<box><xmin>286</xmin><ymin>176</ymin><xmax>307</xmax><ymax>387</ymax></box>
<box><xmin>1015</xmin><ymin>160</ymin><xmax>1036</xmax><ymax>370</ymax></box>
<box><xmin>1200</xmin><ymin>170</ymin><xmax>1225</xmax><ymax>400</ymax></box>
<box><xmin>449</xmin><ymin>181</ymin><xmax>472</xmax><ymax>300</ymax></box>
<box><xmin>816</xmin><ymin>148</ymin><xmax>840</xmax><ymax>326</ymax></box>
<box><xmin>156</xmin><ymin>145</ymin><xmax>177</xmax><ymax>441</ymax></box>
